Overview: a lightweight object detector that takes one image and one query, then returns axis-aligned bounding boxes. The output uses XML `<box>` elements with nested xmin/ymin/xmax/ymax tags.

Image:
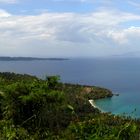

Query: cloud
<box><xmin>128</xmin><ymin>1</ymin><xmax>140</xmax><ymax>8</ymax></box>
<box><xmin>0</xmin><ymin>9</ymin><xmax>11</xmax><ymax>17</ymax></box>
<box><xmin>53</xmin><ymin>0</ymin><xmax>91</xmax><ymax>1</ymax></box>
<box><xmin>1</xmin><ymin>9</ymin><xmax>140</xmax><ymax>57</ymax></box>
<box><xmin>0</xmin><ymin>0</ymin><xmax>18</xmax><ymax>4</ymax></box>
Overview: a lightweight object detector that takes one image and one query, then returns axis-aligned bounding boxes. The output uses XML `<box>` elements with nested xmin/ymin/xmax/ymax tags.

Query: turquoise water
<box><xmin>0</xmin><ymin>58</ymin><xmax>140</xmax><ymax>118</ymax></box>
<box><xmin>96</xmin><ymin>88</ymin><xmax>140</xmax><ymax>118</ymax></box>
<box><xmin>95</xmin><ymin>94</ymin><xmax>140</xmax><ymax>118</ymax></box>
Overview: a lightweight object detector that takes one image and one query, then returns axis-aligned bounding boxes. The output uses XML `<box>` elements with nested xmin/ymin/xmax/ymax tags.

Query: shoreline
<box><xmin>89</xmin><ymin>99</ymin><xmax>115</xmax><ymax>113</ymax></box>
<box><xmin>88</xmin><ymin>99</ymin><xmax>104</xmax><ymax>112</ymax></box>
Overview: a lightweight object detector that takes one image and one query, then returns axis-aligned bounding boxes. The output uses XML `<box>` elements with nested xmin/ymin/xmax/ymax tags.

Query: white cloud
<box><xmin>0</xmin><ymin>10</ymin><xmax>11</xmax><ymax>18</ymax></box>
<box><xmin>104</xmin><ymin>26</ymin><xmax>140</xmax><ymax>46</ymax></box>
<box><xmin>0</xmin><ymin>0</ymin><xmax>18</xmax><ymax>4</ymax></box>
<box><xmin>128</xmin><ymin>1</ymin><xmax>140</xmax><ymax>8</ymax></box>
<box><xmin>1</xmin><ymin>9</ymin><xmax>140</xmax><ymax>57</ymax></box>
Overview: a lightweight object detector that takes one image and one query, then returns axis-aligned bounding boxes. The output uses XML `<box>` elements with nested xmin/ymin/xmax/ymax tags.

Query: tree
<box><xmin>46</xmin><ymin>75</ymin><xmax>60</xmax><ymax>89</ymax></box>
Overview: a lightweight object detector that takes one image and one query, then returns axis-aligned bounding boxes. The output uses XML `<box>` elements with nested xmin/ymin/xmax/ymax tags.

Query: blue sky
<box><xmin>1</xmin><ymin>0</ymin><xmax>140</xmax><ymax>57</ymax></box>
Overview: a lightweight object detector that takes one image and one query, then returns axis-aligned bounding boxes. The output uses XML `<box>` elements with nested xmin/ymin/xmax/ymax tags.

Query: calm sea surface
<box><xmin>0</xmin><ymin>58</ymin><xmax>140</xmax><ymax>118</ymax></box>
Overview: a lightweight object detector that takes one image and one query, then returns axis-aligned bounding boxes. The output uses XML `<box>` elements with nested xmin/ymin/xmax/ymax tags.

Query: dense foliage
<box><xmin>0</xmin><ymin>72</ymin><xmax>139</xmax><ymax>140</ymax></box>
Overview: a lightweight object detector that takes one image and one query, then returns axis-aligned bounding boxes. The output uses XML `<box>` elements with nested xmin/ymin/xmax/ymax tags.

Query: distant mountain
<box><xmin>112</xmin><ymin>51</ymin><xmax>140</xmax><ymax>58</ymax></box>
<box><xmin>0</xmin><ymin>57</ymin><xmax>69</xmax><ymax>61</ymax></box>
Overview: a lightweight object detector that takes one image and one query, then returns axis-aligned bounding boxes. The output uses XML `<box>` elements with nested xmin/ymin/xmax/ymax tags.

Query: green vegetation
<box><xmin>0</xmin><ymin>72</ymin><xmax>139</xmax><ymax>139</ymax></box>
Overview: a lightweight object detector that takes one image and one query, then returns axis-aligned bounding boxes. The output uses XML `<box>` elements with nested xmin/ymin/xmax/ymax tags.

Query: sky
<box><xmin>1</xmin><ymin>0</ymin><xmax>140</xmax><ymax>57</ymax></box>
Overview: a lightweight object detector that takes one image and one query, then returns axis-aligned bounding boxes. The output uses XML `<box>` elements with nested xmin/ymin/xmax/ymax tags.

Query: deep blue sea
<box><xmin>0</xmin><ymin>58</ymin><xmax>140</xmax><ymax>118</ymax></box>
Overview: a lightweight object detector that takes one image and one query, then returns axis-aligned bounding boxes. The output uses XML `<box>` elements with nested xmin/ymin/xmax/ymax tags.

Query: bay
<box><xmin>0</xmin><ymin>58</ymin><xmax>140</xmax><ymax>118</ymax></box>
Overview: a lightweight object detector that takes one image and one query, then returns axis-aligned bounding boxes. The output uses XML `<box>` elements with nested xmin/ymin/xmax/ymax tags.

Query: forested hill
<box><xmin>0</xmin><ymin>56</ymin><xmax>69</xmax><ymax>61</ymax></box>
<box><xmin>0</xmin><ymin>72</ymin><xmax>139</xmax><ymax>140</ymax></box>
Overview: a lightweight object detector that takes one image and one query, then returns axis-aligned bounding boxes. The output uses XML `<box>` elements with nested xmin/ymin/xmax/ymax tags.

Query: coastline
<box><xmin>89</xmin><ymin>99</ymin><xmax>104</xmax><ymax>112</ymax></box>
<box><xmin>89</xmin><ymin>99</ymin><xmax>97</xmax><ymax>108</ymax></box>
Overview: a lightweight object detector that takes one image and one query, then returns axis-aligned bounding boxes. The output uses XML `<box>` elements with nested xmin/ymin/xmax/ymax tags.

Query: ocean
<box><xmin>0</xmin><ymin>58</ymin><xmax>140</xmax><ymax>118</ymax></box>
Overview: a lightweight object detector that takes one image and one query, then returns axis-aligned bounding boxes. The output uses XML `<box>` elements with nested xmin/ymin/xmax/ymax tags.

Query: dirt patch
<box><xmin>82</xmin><ymin>87</ymin><xmax>92</xmax><ymax>94</ymax></box>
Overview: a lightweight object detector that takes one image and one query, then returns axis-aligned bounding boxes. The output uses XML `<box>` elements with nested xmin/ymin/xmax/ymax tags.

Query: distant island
<box><xmin>0</xmin><ymin>56</ymin><xmax>69</xmax><ymax>61</ymax></box>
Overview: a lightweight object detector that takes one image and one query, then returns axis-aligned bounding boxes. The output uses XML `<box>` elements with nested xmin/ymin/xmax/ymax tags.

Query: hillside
<box><xmin>0</xmin><ymin>72</ymin><xmax>139</xmax><ymax>140</ymax></box>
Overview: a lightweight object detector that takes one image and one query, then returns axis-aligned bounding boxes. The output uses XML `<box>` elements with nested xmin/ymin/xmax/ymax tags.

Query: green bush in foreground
<box><xmin>66</xmin><ymin>116</ymin><xmax>138</xmax><ymax>140</ymax></box>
